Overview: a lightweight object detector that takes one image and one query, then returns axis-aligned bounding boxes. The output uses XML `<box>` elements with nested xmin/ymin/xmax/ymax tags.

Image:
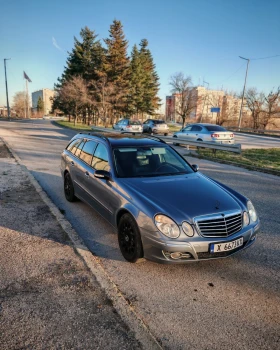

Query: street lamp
<box><xmin>238</xmin><ymin>56</ymin><xmax>250</xmax><ymax>130</ymax></box>
<box><xmin>4</xmin><ymin>58</ymin><xmax>11</xmax><ymax>120</ymax></box>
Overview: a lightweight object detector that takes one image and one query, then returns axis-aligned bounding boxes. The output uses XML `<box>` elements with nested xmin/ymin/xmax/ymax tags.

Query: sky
<box><xmin>1</xmin><ymin>0</ymin><xmax>280</xmax><ymax>112</ymax></box>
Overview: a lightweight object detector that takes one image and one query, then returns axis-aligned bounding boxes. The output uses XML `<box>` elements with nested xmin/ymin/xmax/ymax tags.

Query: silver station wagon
<box><xmin>61</xmin><ymin>133</ymin><xmax>260</xmax><ymax>264</ymax></box>
<box><xmin>173</xmin><ymin>123</ymin><xmax>235</xmax><ymax>144</ymax></box>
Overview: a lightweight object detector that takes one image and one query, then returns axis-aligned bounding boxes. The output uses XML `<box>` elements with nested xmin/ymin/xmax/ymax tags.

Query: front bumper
<box><xmin>140</xmin><ymin>220</ymin><xmax>260</xmax><ymax>264</ymax></box>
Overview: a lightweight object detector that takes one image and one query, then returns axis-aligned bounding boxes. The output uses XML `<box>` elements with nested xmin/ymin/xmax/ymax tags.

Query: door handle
<box><xmin>85</xmin><ymin>171</ymin><xmax>89</xmax><ymax>177</ymax></box>
<box><xmin>70</xmin><ymin>161</ymin><xmax>75</xmax><ymax>166</ymax></box>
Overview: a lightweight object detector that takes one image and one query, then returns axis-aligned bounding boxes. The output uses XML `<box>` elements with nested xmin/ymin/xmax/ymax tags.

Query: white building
<box><xmin>32</xmin><ymin>89</ymin><xmax>54</xmax><ymax>115</ymax></box>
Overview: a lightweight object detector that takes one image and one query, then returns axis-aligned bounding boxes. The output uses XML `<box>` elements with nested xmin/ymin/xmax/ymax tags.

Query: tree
<box><xmin>37</xmin><ymin>96</ymin><xmax>44</xmax><ymax>113</ymax></box>
<box><xmin>169</xmin><ymin>72</ymin><xmax>197</xmax><ymax>127</ymax></box>
<box><xmin>104</xmin><ymin>20</ymin><xmax>130</xmax><ymax>120</ymax></box>
<box><xmin>262</xmin><ymin>87</ymin><xmax>280</xmax><ymax>129</ymax></box>
<box><xmin>12</xmin><ymin>91</ymin><xmax>27</xmax><ymax>117</ymax></box>
<box><xmin>139</xmin><ymin>39</ymin><xmax>161</xmax><ymax>116</ymax></box>
<box><xmin>56</xmin><ymin>76</ymin><xmax>90</xmax><ymax>125</ymax></box>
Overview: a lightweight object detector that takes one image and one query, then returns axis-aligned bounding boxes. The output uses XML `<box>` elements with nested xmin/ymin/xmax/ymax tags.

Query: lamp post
<box><xmin>238</xmin><ymin>56</ymin><xmax>250</xmax><ymax>130</ymax></box>
<box><xmin>4</xmin><ymin>58</ymin><xmax>11</xmax><ymax>120</ymax></box>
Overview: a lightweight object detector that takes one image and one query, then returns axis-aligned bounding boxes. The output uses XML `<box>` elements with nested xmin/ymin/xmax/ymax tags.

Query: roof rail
<box><xmin>78</xmin><ymin>132</ymin><xmax>109</xmax><ymax>142</ymax></box>
<box><xmin>144</xmin><ymin>135</ymin><xmax>166</xmax><ymax>144</ymax></box>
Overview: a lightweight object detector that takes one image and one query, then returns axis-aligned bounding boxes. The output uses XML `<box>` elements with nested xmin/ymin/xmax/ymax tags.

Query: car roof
<box><xmin>75</xmin><ymin>132</ymin><xmax>166</xmax><ymax>147</ymax></box>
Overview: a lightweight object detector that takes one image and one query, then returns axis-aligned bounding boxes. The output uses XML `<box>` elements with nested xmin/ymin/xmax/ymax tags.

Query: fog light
<box><xmin>170</xmin><ymin>252</ymin><xmax>182</xmax><ymax>259</ymax></box>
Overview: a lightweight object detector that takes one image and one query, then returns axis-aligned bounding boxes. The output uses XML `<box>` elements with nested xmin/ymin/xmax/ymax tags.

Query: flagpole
<box><xmin>26</xmin><ymin>79</ymin><xmax>29</xmax><ymax>118</ymax></box>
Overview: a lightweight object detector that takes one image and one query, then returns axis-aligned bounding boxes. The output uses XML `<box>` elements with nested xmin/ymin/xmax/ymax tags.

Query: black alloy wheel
<box><xmin>64</xmin><ymin>173</ymin><xmax>76</xmax><ymax>202</ymax></box>
<box><xmin>118</xmin><ymin>214</ymin><xmax>144</xmax><ymax>263</ymax></box>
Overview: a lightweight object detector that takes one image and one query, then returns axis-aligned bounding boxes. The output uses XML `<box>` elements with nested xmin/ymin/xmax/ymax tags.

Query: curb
<box><xmin>2</xmin><ymin>137</ymin><xmax>162</xmax><ymax>350</ymax></box>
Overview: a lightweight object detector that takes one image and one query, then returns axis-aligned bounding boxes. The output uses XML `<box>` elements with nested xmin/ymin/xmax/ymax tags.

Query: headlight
<box><xmin>243</xmin><ymin>211</ymin><xmax>249</xmax><ymax>226</ymax></box>
<box><xmin>182</xmin><ymin>222</ymin><xmax>194</xmax><ymax>237</ymax></box>
<box><xmin>247</xmin><ymin>201</ymin><xmax>257</xmax><ymax>222</ymax></box>
<box><xmin>154</xmin><ymin>214</ymin><xmax>180</xmax><ymax>239</ymax></box>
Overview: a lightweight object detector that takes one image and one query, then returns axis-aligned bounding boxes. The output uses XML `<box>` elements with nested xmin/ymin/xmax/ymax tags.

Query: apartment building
<box><xmin>166</xmin><ymin>87</ymin><xmax>242</xmax><ymax>124</ymax></box>
<box><xmin>32</xmin><ymin>88</ymin><xmax>54</xmax><ymax>115</ymax></box>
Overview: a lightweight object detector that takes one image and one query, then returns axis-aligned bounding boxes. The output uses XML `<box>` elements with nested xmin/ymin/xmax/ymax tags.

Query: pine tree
<box><xmin>104</xmin><ymin>20</ymin><xmax>130</xmax><ymax>119</ymax></box>
<box><xmin>37</xmin><ymin>96</ymin><xmax>44</xmax><ymax>113</ymax></box>
<box><xmin>139</xmin><ymin>39</ymin><xmax>161</xmax><ymax>116</ymax></box>
<box><xmin>128</xmin><ymin>44</ymin><xmax>145</xmax><ymax>117</ymax></box>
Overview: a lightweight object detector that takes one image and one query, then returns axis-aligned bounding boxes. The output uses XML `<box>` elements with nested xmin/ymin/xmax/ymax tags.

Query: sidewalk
<box><xmin>0</xmin><ymin>139</ymin><xmax>141</xmax><ymax>350</ymax></box>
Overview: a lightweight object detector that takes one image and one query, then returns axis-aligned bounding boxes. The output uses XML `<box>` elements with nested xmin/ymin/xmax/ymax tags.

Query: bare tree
<box><xmin>169</xmin><ymin>72</ymin><xmax>197</xmax><ymax>127</ymax></box>
<box><xmin>12</xmin><ymin>91</ymin><xmax>27</xmax><ymax>117</ymax></box>
<box><xmin>58</xmin><ymin>76</ymin><xmax>90</xmax><ymax>126</ymax></box>
<box><xmin>245</xmin><ymin>88</ymin><xmax>265</xmax><ymax>129</ymax></box>
<box><xmin>261</xmin><ymin>87</ymin><xmax>280</xmax><ymax>129</ymax></box>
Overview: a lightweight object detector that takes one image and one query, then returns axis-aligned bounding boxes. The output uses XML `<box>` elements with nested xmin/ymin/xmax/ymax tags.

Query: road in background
<box><xmin>1</xmin><ymin>119</ymin><xmax>279</xmax><ymax>349</ymax></box>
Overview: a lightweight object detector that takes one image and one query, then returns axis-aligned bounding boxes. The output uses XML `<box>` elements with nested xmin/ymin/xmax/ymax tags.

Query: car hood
<box><xmin>119</xmin><ymin>173</ymin><xmax>242</xmax><ymax>223</ymax></box>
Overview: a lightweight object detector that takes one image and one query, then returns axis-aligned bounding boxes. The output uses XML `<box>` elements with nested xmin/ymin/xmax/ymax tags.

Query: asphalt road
<box><xmin>1</xmin><ymin>119</ymin><xmax>280</xmax><ymax>350</ymax></box>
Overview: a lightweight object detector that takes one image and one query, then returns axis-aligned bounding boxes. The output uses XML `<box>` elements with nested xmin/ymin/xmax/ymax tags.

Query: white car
<box><xmin>113</xmin><ymin>119</ymin><xmax>143</xmax><ymax>133</ymax></box>
<box><xmin>173</xmin><ymin>123</ymin><xmax>235</xmax><ymax>144</ymax></box>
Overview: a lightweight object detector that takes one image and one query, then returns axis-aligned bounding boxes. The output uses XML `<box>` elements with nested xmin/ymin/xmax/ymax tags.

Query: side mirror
<box><xmin>94</xmin><ymin>170</ymin><xmax>111</xmax><ymax>180</ymax></box>
<box><xmin>192</xmin><ymin>164</ymin><xmax>199</xmax><ymax>172</ymax></box>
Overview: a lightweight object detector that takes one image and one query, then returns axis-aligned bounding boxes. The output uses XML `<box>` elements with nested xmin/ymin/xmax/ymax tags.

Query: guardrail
<box><xmin>90</xmin><ymin>126</ymin><xmax>242</xmax><ymax>154</ymax></box>
<box><xmin>228</xmin><ymin>126</ymin><xmax>280</xmax><ymax>135</ymax></box>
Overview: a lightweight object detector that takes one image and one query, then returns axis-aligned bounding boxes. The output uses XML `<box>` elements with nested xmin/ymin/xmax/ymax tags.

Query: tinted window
<box><xmin>67</xmin><ymin>139</ymin><xmax>82</xmax><ymax>154</ymax></box>
<box><xmin>75</xmin><ymin>140</ymin><xmax>86</xmax><ymax>157</ymax></box>
<box><xmin>92</xmin><ymin>143</ymin><xmax>110</xmax><ymax>171</ymax></box>
<box><xmin>128</xmin><ymin>120</ymin><xmax>141</xmax><ymax>125</ymax></box>
<box><xmin>79</xmin><ymin>140</ymin><xmax>97</xmax><ymax>165</ymax></box>
<box><xmin>205</xmin><ymin>125</ymin><xmax>227</xmax><ymax>131</ymax></box>
<box><xmin>154</xmin><ymin>120</ymin><xmax>165</xmax><ymax>124</ymax></box>
<box><xmin>113</xmin><ymin>146</ymin><xmax>193</xmax><ymax>178</ymax></box>
<box><xmin>191</xmin><ymin>125</ymin><xmax>202</xmax><ymax>131</ymax></box>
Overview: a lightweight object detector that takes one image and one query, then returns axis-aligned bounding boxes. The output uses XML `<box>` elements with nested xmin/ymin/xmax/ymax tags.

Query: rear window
<box><xmin>205</xmin><ymin>125</ymin><xmax>227</xmax><ymax>132</ymax></box>
<box><xmin>67</xmin><ymin>138</ymin><xmax>82</xmax><ymax>155</ymax></box>
<box><xmin>128</xmin><ymin>120</ymin><xmax>141</xmax><ymax>125</ymax></box>
<box><xmin>154</xmin><ymin>120</ymin><xmax>165</xmax><ymax>124</ymax></box>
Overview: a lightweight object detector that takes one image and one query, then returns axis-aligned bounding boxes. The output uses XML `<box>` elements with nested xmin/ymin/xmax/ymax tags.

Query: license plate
<box><xmin>210</xmin><ymin>237</ymin><xmax>243</xmax><ymax>253</ymax></box>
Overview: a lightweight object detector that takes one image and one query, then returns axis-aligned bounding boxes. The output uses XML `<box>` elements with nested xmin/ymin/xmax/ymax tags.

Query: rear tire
<box><xmin>118</xmin><ymin>213</ymin><xmax>144</xmax><ymax>263</ymax></box>
<box><xmin>64</xmin><ymin>173</ymin><xmax>76</xmax><ymax>202</ymax></box>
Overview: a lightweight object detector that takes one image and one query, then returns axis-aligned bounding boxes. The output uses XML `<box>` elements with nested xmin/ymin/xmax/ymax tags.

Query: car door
<box><xmin>142</xmin><ymin>120</ymin><xmax>150</xmax><ymax>132</ymax></box>
<box><xmin>190</xmin><ymin>125</ymin><xmax>203</xmax><ymax>140</ymax></box>
<box><xmin>87</xmin><ymin>143</ymin><xmax>120</xmax><ymax>224</ymax></box>
<box><xmin>72</xmin><ymin>139</ymin><xmax>97</xmax><ymax>202</ymax></box>
<box><xmin>177</xmin><ymin>125</ymin><xmax>192</xmax><ymax>138</ymax></box>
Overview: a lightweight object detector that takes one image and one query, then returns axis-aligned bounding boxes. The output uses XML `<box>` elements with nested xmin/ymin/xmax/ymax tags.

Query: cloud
<box><xmin>52</xmin><ymin>37</ymin><xmax>64</xmax><ymax>52</ymax></box>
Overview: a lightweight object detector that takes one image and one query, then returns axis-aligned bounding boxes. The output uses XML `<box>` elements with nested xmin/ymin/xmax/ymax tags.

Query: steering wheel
<box><xmin>155</xmin><ymin>164</ymin><xmax>178</xmax><ymax>173</ymax></box>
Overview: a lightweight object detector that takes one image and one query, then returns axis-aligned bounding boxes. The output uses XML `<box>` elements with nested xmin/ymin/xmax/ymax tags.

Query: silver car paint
<box><xmin>61</xmin><ymin>134</ymin><xmax>260</xmax><ymax>264</ymax></box>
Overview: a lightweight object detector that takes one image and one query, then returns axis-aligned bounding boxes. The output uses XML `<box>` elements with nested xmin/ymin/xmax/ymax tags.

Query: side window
<box><xmin>191</xmin><ymin>125</ymin><xmax>202</xmax><ymax>132</ymax></box>
<box><xmin>75</xmin><ymin>140</ymin><xmax>86</xmax><ymax>157</ymax></box>
<box><xmin>183</xmin><ymin>126</ymin><xmax>192</xmax><ymax>132</ymax></box>
<box><xmin>67</xmin><ymin>139</ymin><xmax>82</xmax><ymax>154</ymax></box>
<box><xmin>79</xmin><ymin>140</ymin><xmax>97</xmax><ymax>165</ymax></box>
<box><xmin>92</xmin><ymin>143</ymin><xmax>110</xmax><ymax>171</ymax></box>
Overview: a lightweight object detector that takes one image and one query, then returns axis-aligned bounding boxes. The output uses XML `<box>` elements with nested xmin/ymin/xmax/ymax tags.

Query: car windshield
<box><xmin>154</xmin><ymin>120</ymin><xmax>165</xmax><ymax>124</ymax></box>
<box><xmin>113</xmin><ymin>146</ymin><xmax>194</xmax><ymax>178</ymax></box>
<box><xmin>205</xmin><ymin>125</ymin><xmax>227</xmax><ymax>132</ymax></box>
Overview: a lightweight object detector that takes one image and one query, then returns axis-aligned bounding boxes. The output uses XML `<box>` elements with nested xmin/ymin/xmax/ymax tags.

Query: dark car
<box><xmin>61</xmin><ymin>133</ymin><xmax>260</xmax><ymax>264</ymax></box>
<box><xmin>142</xmin><ymin>119</ymin><xmax>169</xmax><ymax>135</ymax></box>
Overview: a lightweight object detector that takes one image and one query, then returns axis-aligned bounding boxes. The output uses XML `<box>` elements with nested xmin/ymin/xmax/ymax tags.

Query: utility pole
<box><xmin>4</xmin><ymin>58</ymin><xmax>11</xmax><ymax>120</ymax></box>
<box><xmin>238</xmin><ymin>56</ymin><xmax>250</xmax><ymax>130</ymax></box>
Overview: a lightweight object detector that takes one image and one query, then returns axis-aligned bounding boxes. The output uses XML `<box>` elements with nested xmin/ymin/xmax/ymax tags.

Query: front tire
<box><xmin>173</xmin><ymin>135</ymin><xmax>179</xmax><ymax>146</ymax></box>
<box><xmin>64</xmin><ymin>173</ymin><xmax>76</xmax><ymax>202</ymax></box>
<box><xmin>118</xmin><ymin>214</ymin><xmax>144</xmax><ymax>263</ymax></box>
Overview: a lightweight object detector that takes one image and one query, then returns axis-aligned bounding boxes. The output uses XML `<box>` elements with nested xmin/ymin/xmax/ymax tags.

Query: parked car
<box><xmin>142</xmin><ymin>119</ymin><xmax>169</xmax><ymax>136</ymax></box>
<box><xmin>173</xmin><ymin>123</ymin><xmax>235</xmax><ymax>144</ymax></box>
<box><xmin>113</xmin><ymin>119</ymin><xmax>143</xmax><ymax>133</ymax></box>
<box><xmin>61</xmin><ymin>133</ymin><xmax>260</xmax><ymax>264</ymax></box>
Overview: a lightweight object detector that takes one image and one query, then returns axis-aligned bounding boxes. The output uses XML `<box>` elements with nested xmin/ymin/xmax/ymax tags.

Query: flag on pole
<box><xmin>23</xmin><ymin>71</ymin><xmax>32</xmax><ymax>83</ymax></box>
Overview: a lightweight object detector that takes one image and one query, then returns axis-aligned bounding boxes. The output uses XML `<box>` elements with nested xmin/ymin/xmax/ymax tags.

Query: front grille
<box><xmin>195</xmin><ymin>211</ymin><xmax>242</xmax><ymax>238</ymax></box>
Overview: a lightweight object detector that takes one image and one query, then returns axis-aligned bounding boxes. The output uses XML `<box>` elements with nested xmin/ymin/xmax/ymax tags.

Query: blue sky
<box><xmin>1</xmin><ymin>0</ymin><xmax>280</xmax><ymax>110</ymax></box>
